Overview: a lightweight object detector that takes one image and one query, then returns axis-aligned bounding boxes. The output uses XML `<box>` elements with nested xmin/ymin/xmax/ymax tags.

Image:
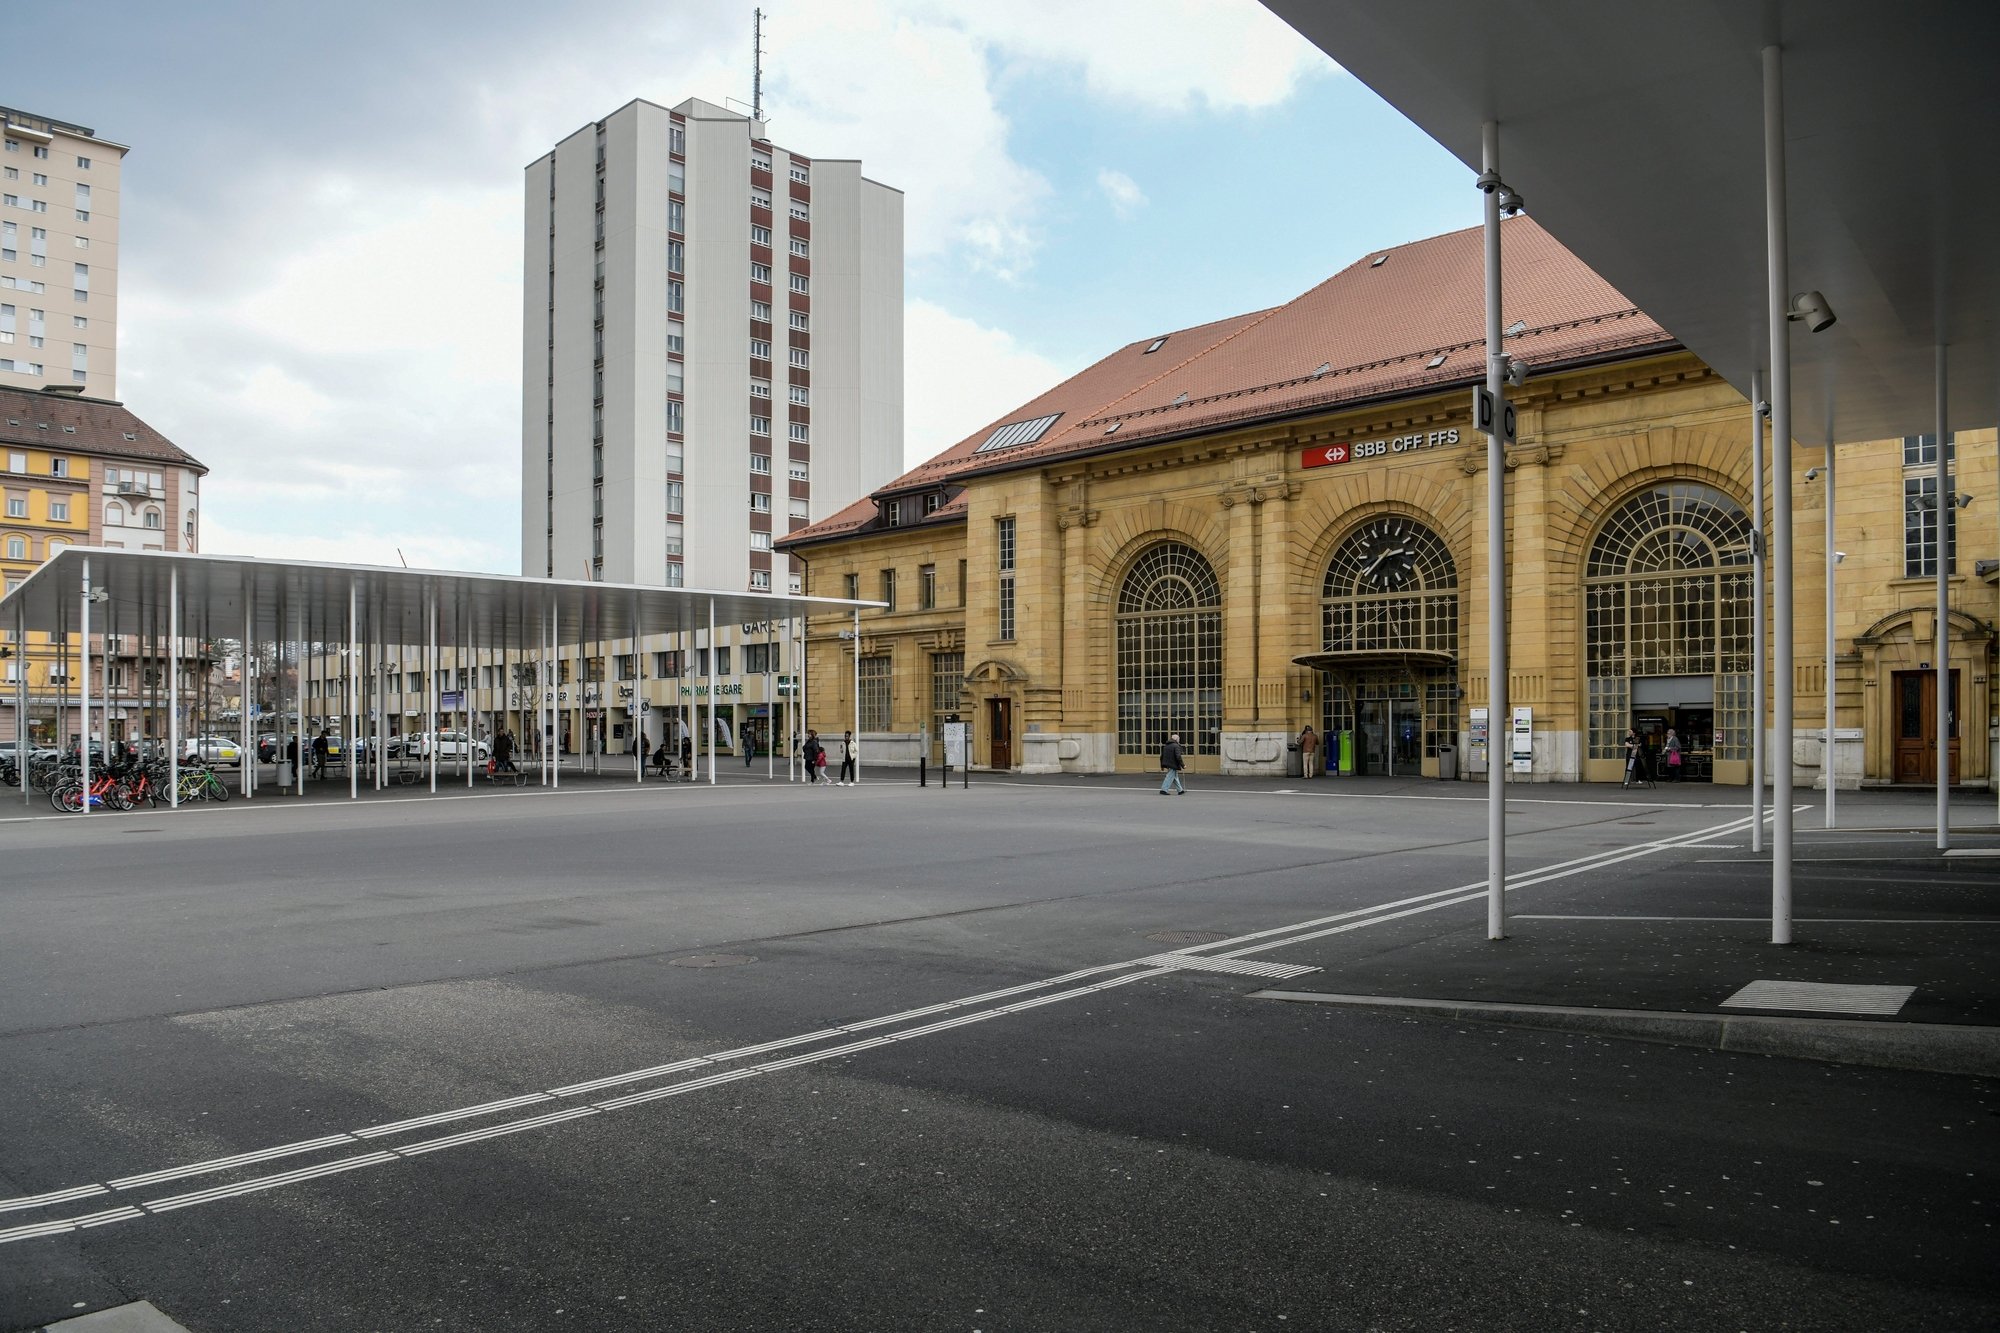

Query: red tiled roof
<box><xmin>0</xmin><ymin>386</ymin><xmax>206</xmax><ymax>470</ymax></box>
<box><xmin>781</xmin><ymin>217</ymin><xmax>1672</xmax><ymax>550</ymax></box>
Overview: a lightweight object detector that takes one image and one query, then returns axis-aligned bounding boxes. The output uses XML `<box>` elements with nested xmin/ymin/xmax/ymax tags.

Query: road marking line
<box><xmin>0</xmin><ymin>810</ymin><xmax>1757</xmax><ymax>1244</ymax></box>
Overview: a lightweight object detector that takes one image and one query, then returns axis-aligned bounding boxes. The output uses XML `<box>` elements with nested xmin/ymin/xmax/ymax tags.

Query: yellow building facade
<box><xmin>782</xmin><ymin>224</ymin><xmax>1996</xmax><ymax>789</ymax></box>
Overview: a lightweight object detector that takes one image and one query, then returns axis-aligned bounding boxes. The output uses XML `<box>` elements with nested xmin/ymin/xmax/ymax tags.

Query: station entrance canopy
<box><xmin>1264</xmin><ymin>0</ymin><xmax>1999</xmax><ymax>448</ymax></box>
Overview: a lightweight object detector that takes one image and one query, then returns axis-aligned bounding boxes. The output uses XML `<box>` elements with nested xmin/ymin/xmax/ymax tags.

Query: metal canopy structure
<box><xmin>4</xmin><ymin>546</ymin><xmax>882</xmax><ymax>810</ymax></box>
<box><xmin>1</xmin><ymin>547</ymin><xmax>874</xmax><ymax>647</ymax></box>
<box><xmin>1264</xmin><ymin>0</ymin><xmax>2000</xmax><ymax>938</ymax></box>
<box><xmin>1263</xmin><ymin>0</ymin><xmax>2000</xmax><ymax>448</ymax></box>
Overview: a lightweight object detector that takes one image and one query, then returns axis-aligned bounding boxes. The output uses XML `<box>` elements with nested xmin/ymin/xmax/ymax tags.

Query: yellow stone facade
<box><xmin>798</xmin><ymin>350</ymin><xmax>1998</xmax><ymax>788</ymax></box>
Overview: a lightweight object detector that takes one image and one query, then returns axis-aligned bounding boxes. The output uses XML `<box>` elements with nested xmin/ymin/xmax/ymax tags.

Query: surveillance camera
<box><xmin>1497</xmin><ymin>188</ymin><xmax>1526</xmax><ymax>216</ymax></box>
<box><xmin>1833</xmin><ymin>551</ymin><xmax>1847</xmax><ymax>564</ymax></box>
<box><xmin>1955</xmin><ymin>493</ymin><xmax>1975</xmax><ymax>509</ymax></box>
<box><xmin>1804</xmin><ymin>466</ymin><xmax>1822</xmax><ymax>482</ymax></box>
<box><xmin>1503</xmin><ymin>357</ymin><xmax>1527</xmax><ymax>388</ymax></box>
<box><xmin>1755</xmin><ymin>400</ymin><xmax>1771</xmax><ymax>420</ymax></box>
<box><xmin>1788</xmin><ymin>290</ymin><xmax>1837</xmax><ymax>333</ymax></box>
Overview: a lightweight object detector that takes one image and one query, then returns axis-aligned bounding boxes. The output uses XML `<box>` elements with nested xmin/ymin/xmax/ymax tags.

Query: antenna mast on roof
<box><xmin>751</xmin><ymin>8</ymin><xmax>766</xmax><ymax>123</ymax></box>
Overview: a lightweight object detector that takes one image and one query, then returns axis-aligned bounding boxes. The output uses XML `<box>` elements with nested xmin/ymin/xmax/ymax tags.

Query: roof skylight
<box><xmin>1311</xmin><ymin>362</ymin><xmax>1332</xmax><ymax>379</ymax></box>
<box><xmin>1426</xmin><ymin>352</ymin><xmax>1450</xmax><ymax>368</ymax></box>
<box><xmin>1505</xmin><ymin>318</ymin><xmax>1528</xmax><ymax>337</ymax></box>
<box><xmin>975</xmin><ymin>412</ymin><xmax>1062</xmax><ymax>454</ymax></box>
<box><xmin>1143</xmin><ymin>336</ymin><xmax>1168</xmax><ymax>354</ymax></box>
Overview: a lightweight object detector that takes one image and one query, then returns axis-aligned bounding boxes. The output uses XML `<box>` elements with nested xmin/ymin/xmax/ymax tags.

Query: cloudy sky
<box><xmin>12</xmin><ymin>0</ymin><xmax>1467</xmax><ymax>573</ymax></box>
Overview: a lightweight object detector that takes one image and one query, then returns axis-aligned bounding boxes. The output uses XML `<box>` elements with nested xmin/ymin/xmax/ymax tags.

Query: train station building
<box><xmin>778</xmin><ymin>218</ymin><xmax>1997</xmax><ymax>787</ymax></box>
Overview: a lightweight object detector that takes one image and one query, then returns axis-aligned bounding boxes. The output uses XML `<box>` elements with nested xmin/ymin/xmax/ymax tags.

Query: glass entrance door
<box><xmin>1355</xmin><ymin>696</ymin><xmax>1424</xmax><ymax>776</ymax></box>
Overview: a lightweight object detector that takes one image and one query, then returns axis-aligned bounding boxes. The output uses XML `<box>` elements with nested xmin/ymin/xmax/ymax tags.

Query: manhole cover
<box><xmin>669</xmin><ymin>953</ymin><xmax>756</xmax><ymax>968</ymax></box>
<box><xmin>1145</xmin><ymin>930</ymin><xmax>1229</xmax><ymax>947</ymax></box>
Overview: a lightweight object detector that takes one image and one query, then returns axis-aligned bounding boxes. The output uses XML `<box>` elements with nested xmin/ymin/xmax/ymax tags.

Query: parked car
<box><xmin>257</xmin><ymin>733</ymin><xmax>282</xmax><ymax>763</ymax></box>
<box><xmin>183</xmin><ymin>736</ymin><xmax>243</xmax><ymax>767</ymax></box>
<box><xmin>403</xmin><ymin>730</ymin><xmax>491</xmax><ymax>762</ymax></box>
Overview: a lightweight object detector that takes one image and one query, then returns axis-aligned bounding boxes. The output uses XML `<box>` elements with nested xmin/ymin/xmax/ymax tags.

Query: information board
<box><xmin>1511</xmin><ymin>706</ymin><xmax>1534</xmax><ymax>774</ymax></box>
<box><xmin>943</xmin><ymin>722</ymin><xmax>968</xmax><ymax>769</ymax></box>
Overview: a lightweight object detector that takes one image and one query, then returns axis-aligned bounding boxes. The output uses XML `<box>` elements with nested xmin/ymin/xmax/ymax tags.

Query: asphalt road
<box><xmin>2</xmin><ymin>776</ymin><xmax>1994</xmax><ymax>1331</ymax></box>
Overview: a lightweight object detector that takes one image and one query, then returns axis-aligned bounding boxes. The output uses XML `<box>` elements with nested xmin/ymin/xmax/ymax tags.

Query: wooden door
<box><xmin>1892</xmin><ymin>670</ymin><xmax>1960</xmax><ymax>784</ymax></box>
<box><xmin>987</xmin><ymin>697</ymin><xmax>1013</xmax><ymax>770</ymax></box>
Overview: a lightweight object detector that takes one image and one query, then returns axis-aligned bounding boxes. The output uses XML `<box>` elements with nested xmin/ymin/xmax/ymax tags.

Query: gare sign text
<box><xmin>1302</xmin><ymin>427</ymin><xmax>1460</xmax><ymax>469</ymax></box>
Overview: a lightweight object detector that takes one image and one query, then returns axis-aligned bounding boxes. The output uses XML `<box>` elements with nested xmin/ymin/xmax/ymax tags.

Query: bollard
<box><xmin>919</xmin><ymin>756</ymin><xmax>927</xmax><ymax>787</ymax></box>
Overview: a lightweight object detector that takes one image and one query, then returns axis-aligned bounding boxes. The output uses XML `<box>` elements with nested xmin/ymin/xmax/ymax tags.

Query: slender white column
<box><xmin>1752</xmin><ymin>370</ymin><xmax>1768</xmax><ymax>852</ymax></box>
<box><xmin>1936</xmin><ymin>347</ymin><xmax>1950</xmax><ymax>850</ymax></box>
<box><xmin>242</xmin><ymin>594</ymin><xmax>254</xmax><ymax>798</ymax></box>
<box><xmin>1824</xmin><ymin>434</ymin><xmax>1838</xmax><ymax>829</ymax></box>
<box><xmin>1481</xmin><ymin>120</ymin><xmax>1508</xmax><ymax>940</ymax></box>
<box><xmin>1750</xmin><ymin>371</ymin><xmax>1767</xmax><ymax>852</ymax></box>
<box><xmin>852</xmin><ymin>606</ymin><xmax>862</xmax><ymax>785</ymax></box>
<box><xmin>551</xmin><ymin>606</ymin><xmax>560</xmax><ymax>789</ymax></box>
<box><xmin>716</xmin><ymin>600</ymin><xmax>724</xmax><ymax>784</ymax></box>
<box><xmin>767</xmin><ymin>616</ymin><xmax>776</xmax><ymax>780</ymax></box>
<box><xmin>15</xmin><ymin>604</ymin><xmax>27</xmax><ymax>809</ymax></box>
<box><xmin>634</xmin><ymin>598</ymin><xmax>644</xmax><ymax>786</ymax></box>
<box><xmin>1763</xmin><ymin>45</ymin><xmax>1796</xmax><ymax>943</ymax></box>
<box><xmin>293</xmin><ymin>598</ymin><xmax>304</xmax><ymax>796</ymax></box>
<box><xmin>426</xmin><ymin>592</ymin><xmax>438</xmax><ymax>788</ymax></box>
<box><xmin>168</xmin><ymin>567</ymin><xmax>180</xmax><ymax>809</ymax></box>
<box><xmin>79</xmin><ymin>557</ymin><xmax>92</xmax><ymax>816</ymax></box>
<box><xmin>348</xmin><ymin>583</ymin><xmax>359</xmax><ymax>801</ymax></box>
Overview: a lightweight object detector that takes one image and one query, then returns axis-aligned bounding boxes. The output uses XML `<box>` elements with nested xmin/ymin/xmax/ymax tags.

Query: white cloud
<box><xmin>904</xmin><ymin>0</ymin><xmax>1332</xmax><ymax>113</ymax></box>
<box><xmin>87</xmin><ymin>0</ymin><xmax>1335</xmax><ymax>575</ymax></box>
<box><xmin>904</xmin><ymin>300</ymin><xmax>1073</xmax><ymax>470</ymax></box>
<box><xmin>1097</xmin><ymin>168</ymin><xmax>1149</xmax><ymax>220</ymax></box>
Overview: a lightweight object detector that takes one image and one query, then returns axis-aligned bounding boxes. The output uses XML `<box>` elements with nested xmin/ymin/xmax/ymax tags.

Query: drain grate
<box><xmin>668</xmin><ymin>953</ymin><xmax>756</xmax><ymax>969</ymax></box>
<box><xmin>1145</xmin><ymin>930</ymin><xmax>1229</xmax><ymax>947</ymax></box>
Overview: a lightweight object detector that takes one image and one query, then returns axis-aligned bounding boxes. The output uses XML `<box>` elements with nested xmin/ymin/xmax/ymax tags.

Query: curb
<box><xmin>1248</xmin><ymin>989</ymin><xmax>2000</xmax><ymax>1078</ymax></box>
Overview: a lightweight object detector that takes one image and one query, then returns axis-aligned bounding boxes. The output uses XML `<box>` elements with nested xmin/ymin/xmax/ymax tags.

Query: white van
<box><xmin>404</xmin><ymin>730</ymin><xmax>491</xmax><ymax>761</ymax></box>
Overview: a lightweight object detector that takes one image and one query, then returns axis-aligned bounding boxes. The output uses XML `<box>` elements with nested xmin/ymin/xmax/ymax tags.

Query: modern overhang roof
<box><xmin>0</xmin><ymin>548</ymin><xmax>883</xmax><ymax>646</ymax></box>
<box><xmin>1263</xmin><ymin>0</ymin><xmax>2000</xmax><ymax>447</ymax></box>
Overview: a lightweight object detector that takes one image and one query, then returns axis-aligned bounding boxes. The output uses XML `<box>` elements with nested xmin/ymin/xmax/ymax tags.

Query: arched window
<box><xmin>1584</xmin><ymin>483</ymin><xmax>1753</xmax><ymax>761</ymax></box>
<box><xmin>1319</xmin><ymin>516</ymin><xmax>1459</xmax><ymax>760</ymax></box>
<box><xmin>105</xmin><ymin>501</ymin><xmax>123</xmax><ymax>525</ymax></box>
<box><xmin>1115</xmin><ymin>542</ymin><xmax>1222</xmax><ymax>757</ymax></box>
<box><xmin>45</xmin><ymin>537</ymin><xmax>67</xmax><ymax>556</ymax></box>
<box><xmin>143</xmin><ymin>507</ymin><xmax>163</xmax><ymax>530</ymax></box>
<box><xmin>4</xmin><ymin>534</ymin><xmax>24</xmax><ymax>560</ymax></box>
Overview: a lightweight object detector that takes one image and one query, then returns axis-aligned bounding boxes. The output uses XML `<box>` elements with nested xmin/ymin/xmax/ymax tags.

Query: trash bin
<box><xmin>1436</xmin><ymin>744</ymin><xmax>1457</xmax><ymax>782</ymax></box>
<box><xmin>1336</xmin><ymin>730</ymin><xmax>1356</xmax><ymax>776</ymax></box>
<box><xmin>276</xmin><ymin>760</ymin><xmax>294</xmax><ymax>786</ymax></box>
<box><xmin>1285</xmin><ymin>741</ymin><xmax>1303</xmax><ymax>778</ymax></box>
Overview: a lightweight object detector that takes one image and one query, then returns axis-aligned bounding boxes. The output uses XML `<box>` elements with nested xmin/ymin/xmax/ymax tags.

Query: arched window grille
<box><xmin>1115</xmin><ymin>542</ymin><xmax>1221</xmax><ymax>757</ymax></box>
<box><xmin>1584</xmin><ymin>483</ymin><xmax>1754</xmax><ymax>760</ymax></box>
<box><xmin>1319</xmin><ymin>516</ymin><xmax>1459</xmax><ymax>757</ymax></box>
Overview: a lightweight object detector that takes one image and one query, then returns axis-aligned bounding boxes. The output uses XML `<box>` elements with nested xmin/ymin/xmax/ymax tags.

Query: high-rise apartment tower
<box><xmin>523</xmin><ymin>97</ymin><xmax>903</xmax><ymax>589</ymax></box>
<box><xmin>1</xmin><ymin>107</ymin><xmax>124</xmax><ymax>399</ymax></box>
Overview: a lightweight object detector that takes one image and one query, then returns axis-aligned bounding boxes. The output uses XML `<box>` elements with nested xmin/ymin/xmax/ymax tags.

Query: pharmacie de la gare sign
<box><xmin>1302</xmin><ymin>427</ymin><xmax>1460</xmax><ymax>469</ymax></box>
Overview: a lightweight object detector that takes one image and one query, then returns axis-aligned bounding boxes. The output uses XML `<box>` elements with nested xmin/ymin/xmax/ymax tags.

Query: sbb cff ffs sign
<box><xmin>1301</xmin><ymin>428</ymin><xmax>1461</xmax><ymax>469</ymax></box>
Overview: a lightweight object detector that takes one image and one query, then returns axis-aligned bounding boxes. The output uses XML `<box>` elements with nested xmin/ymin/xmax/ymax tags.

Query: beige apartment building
<box><xmin>3</xmin><ymin>383</ymin><xmax>206</xmax><ymax>746</ymax></box>
<box><xmin>1</xmin><ymin>107</ymin><xmax>123</xmax><ymax>399</ymax></box>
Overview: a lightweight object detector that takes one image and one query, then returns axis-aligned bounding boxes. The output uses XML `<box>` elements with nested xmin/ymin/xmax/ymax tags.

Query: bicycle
<box><xmin>176</xmin><ymin>765</ymin><xmax>231</xmax><ymax>804</ymax></box>
<box><xmin>53</xmin><ymin>769</ymin><xmax>134</xmax><ymax>813</ymax></box>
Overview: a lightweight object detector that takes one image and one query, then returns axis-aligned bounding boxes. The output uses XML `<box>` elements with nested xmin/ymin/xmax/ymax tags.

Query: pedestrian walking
<box><xmin>744</xmin><ymin>727</ymin><xmax>755</xmax><ymax>768</ymax></box>
<box><xmin>494</xmin><ymin>728</ymin><xmax>516</xmax><ymax>774</ymax></box>
<box><xmin>838</xmin><ymin>730</ymin><xmax>856</xmax><ymax>785</ymax></box>
<box><xmin>1621</xmin><ymin>727</ymin><xmax>1647</xmax><ymax>787</ymax></box>
<box><xmin>1159</xmin><ymin>732</ymin><xmax>1186</xmax><ymax>795</ymax></box>
<box><xmin>286</xmin><ymin>734</ymin><xmax>299</xmax><ymax>775</ymax></box>
<box><xmin>680</xmin><ymin>734</ymin><xmax>694</xmax><ymax>780</ymax></box>
<box><xmin>1299</xmin><ymin>724</ymin><xmax>1319</xmax><ymax>779</ymax></box>
<box><xmin>311</xmin><ymin>728</ymin><xmax>328</xmax><ymax>780</ymax></box>
<box><xmin>802</xmin><ymin>730</ymin><xmax>823</xmax><ymax>783</ymax></box>
<box><xmin>1663</xmin><ymin>727</ymin><xmax>1683</xmax><ymax>782</ymax></box>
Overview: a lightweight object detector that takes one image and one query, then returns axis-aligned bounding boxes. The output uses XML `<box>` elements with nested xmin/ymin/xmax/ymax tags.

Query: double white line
<box><xmin>0</xmin><ymin>808</ymin><xmax>1771</xmax><ymax>1246</ymax></box>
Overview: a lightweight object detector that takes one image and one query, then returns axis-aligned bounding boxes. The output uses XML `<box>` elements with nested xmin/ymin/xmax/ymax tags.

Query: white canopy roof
<box><xmin>1264</xmin><ymin>0</ymin><xmax>2000</xmax><ymax>446</ymax></box>
<box><xmin>1</xmin><ymin>547</ymin><xmax>880</xmax><ymax>646</ymax></box>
